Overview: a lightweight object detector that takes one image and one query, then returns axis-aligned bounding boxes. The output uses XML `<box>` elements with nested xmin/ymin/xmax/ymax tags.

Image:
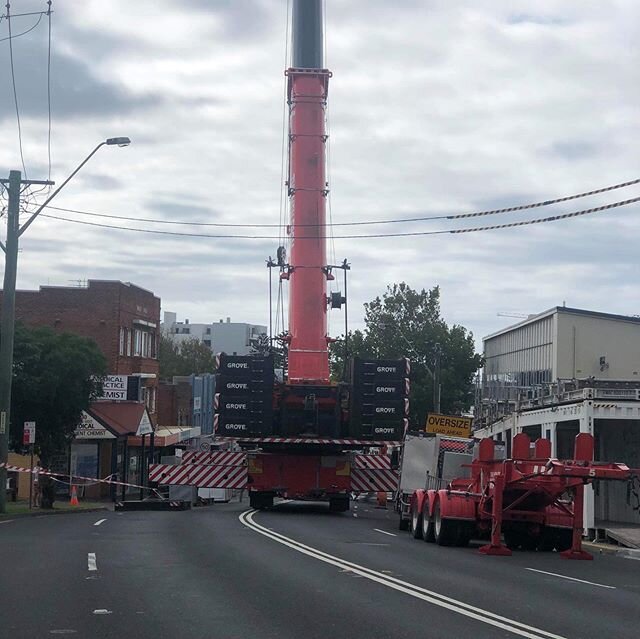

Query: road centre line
<box><xmin>374</xmin><ymin>528</ymin><xmax>396</xmax><ymax>537</ymax></box>
<box><xmin>524</xmin><ymin>568</ymin><xmax>615</xmax><ymax>589</ymax></box>
<box><xmin>93</xmin><ymin>519</ymin><xmax>107</xmax><ymax>527</ymax></box>
<box><xmin>87</xmin><ymin>553</ymin><xmax>97</xmax><ymax>572</ymax></box>
<box><xmin>240</xmin><ymin>509</ymin><xmax>565</xmax><ymax>639</ymax></box>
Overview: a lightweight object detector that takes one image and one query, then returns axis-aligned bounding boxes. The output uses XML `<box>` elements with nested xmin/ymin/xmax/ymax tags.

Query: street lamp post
<box><xmin>0</xmin><ymin>137</ymin><xmax>131</xmax><ymax>513</ymax></box>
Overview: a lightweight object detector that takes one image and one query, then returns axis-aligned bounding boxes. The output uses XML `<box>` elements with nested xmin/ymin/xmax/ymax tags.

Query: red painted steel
<box><xmin>249</xmin><ymin>452</ymin><xmax>351</xmax><ymax>498</ymax></box>
<box><xmin>409</xmin><ymin>433</ymin><xmax>638</xmax><ymax>559</ymax></box>
<box><xmin>285</xmin><ymin>68</ymin><xmax>331</xmax><ymax>384</ymax></box>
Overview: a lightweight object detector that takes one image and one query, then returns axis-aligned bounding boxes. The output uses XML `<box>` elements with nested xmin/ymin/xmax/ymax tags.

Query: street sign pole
<box><xmin>29</xmin><ymin>444</ymin><xmax>34</xmax><ymax>510</ymax></box>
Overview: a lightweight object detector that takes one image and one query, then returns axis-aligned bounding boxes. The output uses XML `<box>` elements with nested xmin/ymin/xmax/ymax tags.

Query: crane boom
<box><xmin>285</xmin><ymin>0</ymin><xmax>330</xmax><ymax>384</ymax></box>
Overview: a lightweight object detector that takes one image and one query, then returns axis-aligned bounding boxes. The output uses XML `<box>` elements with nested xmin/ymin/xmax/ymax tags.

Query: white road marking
<box><xmin>92</xmin><ymin>609</ymin><xmax>111</xmax><ymax>615</ymax></box>
<box><xmin>93</xmin><ymin>519</ymin><xmax>106</xmax><ymax>527</ymax></box>
<box><xmin>0</xmin><ymin>520</ymin><xmax>14</xmax><ymax>524</ymax></box>
<box><xmin>374</xmin><ymin>528</ymin><xmax>396</xmax><ymax>537</ymax></box>
<box><xmin>240</xmin><ymin>509</ymin><xmax>566</xmax><ymax>639</ymax></box>
<box><xmin>524</xmin><ymin>568</ymin><xmax>616</xmax><ymax>590</ymax></box>
<box><xmin>87</xmin><ymin>553</ymin><xmax>97</xmax><ymax>572</ymax></box>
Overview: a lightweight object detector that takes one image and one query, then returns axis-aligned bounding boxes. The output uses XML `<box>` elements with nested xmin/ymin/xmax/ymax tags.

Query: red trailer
<box><xmin>408</xmin><ymin>432</ymin><xmax>638</xmax><ymax>559</ymax></box>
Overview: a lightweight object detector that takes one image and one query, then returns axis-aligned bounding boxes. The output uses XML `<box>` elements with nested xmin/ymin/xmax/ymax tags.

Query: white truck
<box><xmin>394</xmin><ymin>431</ymin><xmax>475</xmax><ymax>533</ymax></box>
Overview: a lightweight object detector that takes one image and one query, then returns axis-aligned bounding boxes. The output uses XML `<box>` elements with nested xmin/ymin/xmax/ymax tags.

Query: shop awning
<box><xmin>87</xmin><ymin>402</ymin><xmax>152</xmax><ymax>438</ymax></box>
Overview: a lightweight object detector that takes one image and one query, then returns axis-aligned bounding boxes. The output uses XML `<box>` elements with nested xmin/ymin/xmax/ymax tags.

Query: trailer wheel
<box><xmin>410</xmin><ymin>502</ymin><xmax>423</xmax><ymax>539</ymax></box>
<box><xmin>537</xmin><ymin>528</ymin><xmax>555</xmax><ymax>552</ymax></box>
<box><xmin>455</xmin><ymin>524</ymin><xmax>471</xmax><ymax>548</ymax></box>
<box><xmin>552</xmin><ymin>527</ymin><xmax>573</xmax><ymax>552</ymax></box>
<box><xmin>421</xmin><ymin>509</ymin><xmax>435</xmax><ymax>543</ymax></box>
<box><xmin>433</xmin><ymin>501</ymin><xmax>455</xmax><ymax>546</ymax></box>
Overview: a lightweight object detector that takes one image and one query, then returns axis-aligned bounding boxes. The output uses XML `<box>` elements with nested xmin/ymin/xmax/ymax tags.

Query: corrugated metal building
<box><xmin>477</xmin><ymin>307</ymin><xmax>640</xmax><ymax>536</ymax></box>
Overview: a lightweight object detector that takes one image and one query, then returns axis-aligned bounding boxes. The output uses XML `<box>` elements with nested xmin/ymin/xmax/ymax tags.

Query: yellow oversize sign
<box><xmin>425</xmin><ymin>413</ymin><xmax>472</xmax><ymax>438</ymax></box>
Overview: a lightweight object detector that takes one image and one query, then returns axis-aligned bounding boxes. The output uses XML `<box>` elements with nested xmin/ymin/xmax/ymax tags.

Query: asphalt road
<box><xmin>1</xmin><ymin>498</ymin><xmax>639</xmax><ymax>639</ymax></box>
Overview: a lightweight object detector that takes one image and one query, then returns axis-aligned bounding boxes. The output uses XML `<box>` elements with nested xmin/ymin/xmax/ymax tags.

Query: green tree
<box><xmin>330</xmin><ymin>283</ymin><xmax>482</xmax><ymax>426</ymax></box>
<box><xmin>158</xmin><ymin>335</ymin><xmax>216</xmax><ymax>379</ymax></box>
<box><xmin>8</xmin><ymin>324</ymin><xmax>107</xmax><ymax>507</ymax></box>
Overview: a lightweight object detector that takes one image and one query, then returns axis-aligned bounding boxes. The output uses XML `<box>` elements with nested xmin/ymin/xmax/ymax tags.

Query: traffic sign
<box><xmin>23</xmin><ymin>421</ymin><xmax>36</xmax><ymax>445</ymax></box>
<box><xmin>425</xmin><ymin>413</ymin><xmax>472</xmax><ymax>438</ymax></box>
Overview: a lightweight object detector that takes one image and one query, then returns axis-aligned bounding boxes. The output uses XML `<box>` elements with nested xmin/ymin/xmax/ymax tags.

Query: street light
<box><xmin>0</xmin><ymin>137</ymin><xmax>131</xmax><ymax>513</ymax></box>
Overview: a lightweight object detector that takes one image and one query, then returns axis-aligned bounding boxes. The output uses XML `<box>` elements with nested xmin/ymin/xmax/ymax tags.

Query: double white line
<box><xmin>239</xmin><ymin>509</ymin><xmax>566</xmax><ymax>639</ymax></box>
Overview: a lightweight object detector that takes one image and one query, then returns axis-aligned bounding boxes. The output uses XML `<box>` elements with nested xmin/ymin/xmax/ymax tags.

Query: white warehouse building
<box><xmin>476</xmin><ymin>306</ymin><xmax>640</xmax><ymax>544</ymax></box>
<box><xmin>162</xmin><ymin>312</ymin><xmax>267</xmax><ymax>356</ymax></box>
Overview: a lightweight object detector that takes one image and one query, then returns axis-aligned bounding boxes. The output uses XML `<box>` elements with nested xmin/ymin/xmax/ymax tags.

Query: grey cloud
<box><xmin>0</xmin><ymin>29</ymin><xmax>162</xmax><ymax>121</ymax></box>
<box><xmin>548</xmin><ymin>141</ymin><xmax>600</xmax><ymax>160</ymax></box>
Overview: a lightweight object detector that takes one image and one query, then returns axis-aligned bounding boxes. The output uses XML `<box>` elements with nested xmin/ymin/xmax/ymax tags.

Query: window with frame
<box><xmin>134</xmin><ymin>329</ymin><xmax>142</xmax><ymax>356</ymax></box>
<box><xmin>119</xmin><ymin>327</ymin><xmax>125</xmax><ymax>356</ymax></box>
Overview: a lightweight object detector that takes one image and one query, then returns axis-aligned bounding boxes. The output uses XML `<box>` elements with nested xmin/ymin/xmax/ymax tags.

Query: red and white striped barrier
<box><xmin>181</xmin><ymin>451</ymin><xmax>246</xmax><ymax>466</ymax></box>
<box><xmin>148</xmin><ymin>462</ymin><xmax>247</xmax><ymax>489</ymax></box>
<box><xmin>215</xmin><ymin>437</ymin><xmax>396</xmax><ymax>446</ymax></box>
<box><xmin>350</xmin><ymin>455</ymin><xmax>398</xmax><ymax>493</ymax></box>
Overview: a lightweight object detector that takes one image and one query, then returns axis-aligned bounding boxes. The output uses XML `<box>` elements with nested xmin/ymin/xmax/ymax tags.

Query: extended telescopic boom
<box><xmin>285</xmin><ymin>0</ymin><xmax>331</xmax><ymax>384</ymax></box>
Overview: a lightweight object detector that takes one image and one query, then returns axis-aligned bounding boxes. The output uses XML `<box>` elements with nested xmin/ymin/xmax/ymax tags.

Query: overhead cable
<box><xmin>40</xmin><ymin>176</ymin><xmax>640</xmax><ymax>228</ymax></box>
<box><xmin>6</xmin><ymin>3</ymin><xmax>28</xmax><ymax>177</ymax></box>
<box><xmin>38</xmin><ymin>197</ymin><xmax>639</xmax><ymax>240</ymax></box>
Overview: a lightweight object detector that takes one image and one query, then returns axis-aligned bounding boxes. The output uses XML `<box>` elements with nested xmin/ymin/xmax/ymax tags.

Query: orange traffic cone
<box><xmin>70</xmin><ymin>485</ymin><xmax>79</xmax><ymax>506</ymax></box>
<box><xmin>377</xmin><ymin>491</ymin><xmax>387</xmax><ymax>508</ymax></box>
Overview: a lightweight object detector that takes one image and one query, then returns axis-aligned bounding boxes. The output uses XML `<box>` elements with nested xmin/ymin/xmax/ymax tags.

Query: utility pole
<box><xmin>0</xmin><ymin>172</ymin><xmax>54</xmax><ymax>514</ymax></box>
<box><xmin>0</xmin><ymin>135</ymin><xmax>131</xmax><ymax>514</ymax></box>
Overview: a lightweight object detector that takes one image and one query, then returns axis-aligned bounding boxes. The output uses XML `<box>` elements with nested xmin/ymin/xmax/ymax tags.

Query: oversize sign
<box><xmin>425</xmin><ymin>413</ymin><xmax>472</xmax><ymax>438</ymax></box>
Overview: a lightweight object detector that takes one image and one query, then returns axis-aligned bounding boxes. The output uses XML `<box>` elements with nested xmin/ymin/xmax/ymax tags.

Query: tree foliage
<box><xmin>7</xmin><ymin>324</ymin><xmax>106</xmax><ymax>507</ymax></box>
<box><xmin>9</xmin><ymin>324</ymin><xmax>107</xmax><ymax>464</ymax></box>
<box><xmin>330</xmin><ymin>283</ymin><xmax>482</xmax><ymax>426</ymax></box>
<box><xmin>158</xmin><ymin>335</ymin><xmax>217</xmax><ymax>379</ymax></box>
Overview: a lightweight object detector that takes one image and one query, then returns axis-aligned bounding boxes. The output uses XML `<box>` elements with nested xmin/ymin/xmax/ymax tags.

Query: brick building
<box><xmin>1</xmin><ymin>280</ymin><xmax>161</xmax><ymax>411</ymax></box>
<box><xmin>0</xmin><ymin>280</ymin><xmax>162</xmax><ymax>498</ymax></box>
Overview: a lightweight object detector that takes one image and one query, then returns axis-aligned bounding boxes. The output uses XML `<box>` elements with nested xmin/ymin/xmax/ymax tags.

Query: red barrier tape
<box><xmin>0</xmin><ymin>462</ymin><xmax>159</xmax><ymax>494</ymax></box>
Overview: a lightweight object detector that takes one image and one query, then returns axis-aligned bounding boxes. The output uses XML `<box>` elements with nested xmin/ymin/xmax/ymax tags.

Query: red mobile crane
<box><xmin>150</xmin><ymin>0</ymin><xmax>408</xmax><ymax>511</ymax></box>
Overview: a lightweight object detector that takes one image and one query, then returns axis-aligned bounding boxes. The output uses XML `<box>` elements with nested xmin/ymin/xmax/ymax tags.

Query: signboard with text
<box><xmin>425</xmin><ymin>413</ymin><xmax>472</xmax><ymax>438</ymax></box>
<box><xmin>23</xmin><ymin>421</ymin><xmax>36</xmax><ymax>445</ymax></box>
<box><xmin>98</xmin><ymin>375</ymin><xmax>128</xmax><ymax>400</ymax></box>
<box><xmin>74</xmin><ymin>412</ymin><xmax>115</xmax><ymax>439</ymax></box>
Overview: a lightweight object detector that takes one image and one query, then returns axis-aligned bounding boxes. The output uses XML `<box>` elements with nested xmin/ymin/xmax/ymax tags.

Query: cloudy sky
<box><xmin>1</xmin><ymin>0</ymin><xmax>638</xmax><ymax>349</ymax></box>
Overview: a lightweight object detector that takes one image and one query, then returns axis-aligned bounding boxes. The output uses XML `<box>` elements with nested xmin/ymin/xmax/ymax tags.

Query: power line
<box><xmin>39</xmin><ymin>175</ymin><xmax>640</xmax><ymax>229</ymax></box>
<box><xmin>0</xmin><ymin>10</ymin><xmax>42</xmax><ymax>42</ymax></box>
<box><xmin>38</xmin><ymin>197</ymin><xmax>639</xmax><ymax>240</ymax></box>
<box><xmin>6</xmin><ymin>3</ymin><xmax>28</xmax><ymax>177</ymax></box>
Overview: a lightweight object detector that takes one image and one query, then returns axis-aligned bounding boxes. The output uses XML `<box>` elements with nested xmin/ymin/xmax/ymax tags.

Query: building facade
<box><xmin>162</xmin><ymin>312</ymin><xmax>266</xmax><ymax>356</ymax></box>
<box><xmin>476</xmin><ymin>306</ymin><xmax>640</xmax><ymax>535</ymax></box>
<box><xmin>0</xmin><ymin>280</ymin><xmax>162</xmax><ymax>498</ymax></box>
<box><xmin>480</xmin><ymin>306</ymin><xmax>640</xmax><ymax>427</ymax></box>
<box><xmin>157</xmin><ymin>374</ymin><xmax>215</xmax><ymax>435</ymax></box>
